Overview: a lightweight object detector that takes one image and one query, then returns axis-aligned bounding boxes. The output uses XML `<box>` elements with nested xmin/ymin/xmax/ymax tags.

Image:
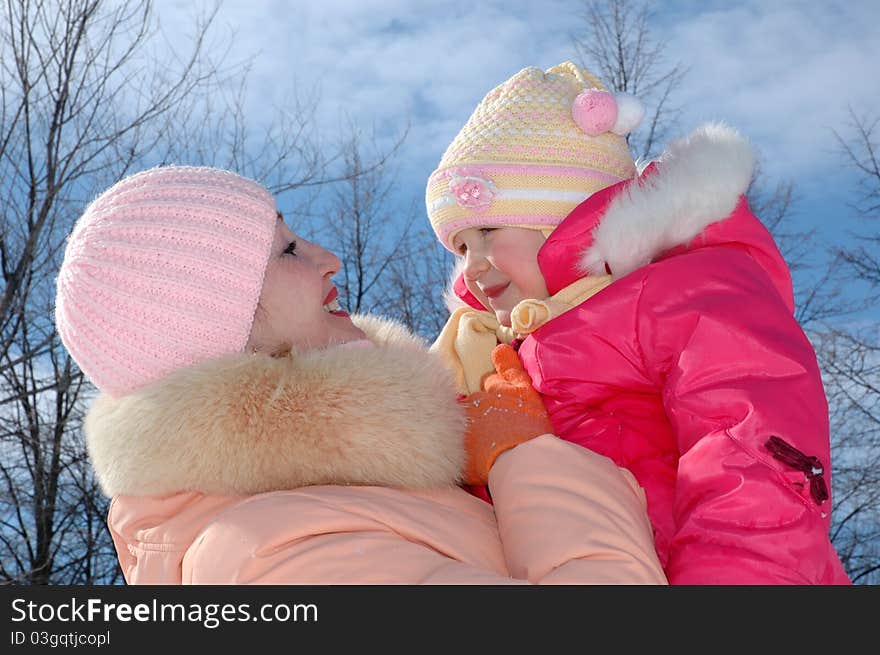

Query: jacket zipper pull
<box><xmin>764</xmin><ymin>436</ymin><xmax>829</xmax><ymax>505</ymax></box>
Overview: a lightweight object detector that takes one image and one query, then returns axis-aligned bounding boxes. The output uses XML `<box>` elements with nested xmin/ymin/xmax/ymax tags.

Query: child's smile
<box><xmin>453</xmin><ymin>226</ymin><xmax>549</xmax><ymax>327</ymax></box>
<box><xmin>480</xmin><ymin>282</ymin><xmax>510</xmax><ymax>301</ymax></box>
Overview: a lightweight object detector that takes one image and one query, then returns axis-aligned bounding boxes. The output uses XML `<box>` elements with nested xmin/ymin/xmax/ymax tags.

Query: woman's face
<box><xmin>247</xmin><ymin>217</ymin><xmax>366</xmax><ymax>353</ymax></box>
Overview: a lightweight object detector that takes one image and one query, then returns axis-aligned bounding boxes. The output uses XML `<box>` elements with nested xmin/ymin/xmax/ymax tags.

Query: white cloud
<box><xmin>661</xmin><ymin>0</ymin><xmax>880</xmax><ymax>179</ymax></box>
<box><xmin>153</xmin><ymin>0</ymin><xmax>880</xmax><ymax>228</ymax></box>
<box><xmin>154</xmin><ymin>0</ymin><xmax>582</xmax><ymax>195</ymax></box>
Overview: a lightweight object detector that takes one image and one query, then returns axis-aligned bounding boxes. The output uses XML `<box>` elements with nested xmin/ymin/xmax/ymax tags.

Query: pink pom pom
<box><xmin>572</xmin><ymin>89</ymin><xmax>618</xmax><ymax>136</ymax></box>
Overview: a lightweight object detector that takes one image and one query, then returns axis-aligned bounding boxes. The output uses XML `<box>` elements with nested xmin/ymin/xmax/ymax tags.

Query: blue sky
<box><xmin>159</xmin><ymin>0</ymin><xmax>880</xmax><ymax>302</ymax></box>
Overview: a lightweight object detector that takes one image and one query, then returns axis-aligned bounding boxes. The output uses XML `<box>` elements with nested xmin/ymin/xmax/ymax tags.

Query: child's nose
<box><xmin>463</xmin><ymin>249</ymin><xmax>489</xmax><ymax>279</ymax></box>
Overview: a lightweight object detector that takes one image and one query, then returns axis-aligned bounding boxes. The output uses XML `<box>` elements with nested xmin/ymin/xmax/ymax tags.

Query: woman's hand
<box><xmin>460</xmin><ymin>344</ymin><xmax>555</xmax><ymax>486</ymax></box>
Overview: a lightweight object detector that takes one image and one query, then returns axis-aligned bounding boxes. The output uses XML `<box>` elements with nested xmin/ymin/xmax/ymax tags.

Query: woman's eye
<box><xmin>283</xmin><ymin>241</ymin><xmax>297</xmax><ymax>256</ymax></box>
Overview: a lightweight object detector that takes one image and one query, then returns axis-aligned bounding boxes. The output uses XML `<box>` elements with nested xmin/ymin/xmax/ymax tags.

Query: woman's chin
<box><xmin>335</xmin><ymin>320</ymin><xmax>367</xmax><ymax>343</ymax></box>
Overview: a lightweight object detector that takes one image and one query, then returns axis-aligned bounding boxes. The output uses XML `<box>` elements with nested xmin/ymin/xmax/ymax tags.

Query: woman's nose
<box><xmin>304</xmin><ymin>239</ymin><xmax>341</xmax><ymax>277</ymax></box>
<box><xmin>322</xmin><ymin>248</ymin><xmax>342</xmax><ymax>277</ymax></box>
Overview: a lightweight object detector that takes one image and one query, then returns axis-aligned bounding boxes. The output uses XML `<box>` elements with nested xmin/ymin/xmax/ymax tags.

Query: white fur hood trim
<box><xmin>580</xmin><ymin>122</ymin><xmax>756</xmax><ymax>279</ymax></box>
<box><xmin>84</xmin><ymin>315</ymin><xmax>466</xmax><ymax>497</ymax></box>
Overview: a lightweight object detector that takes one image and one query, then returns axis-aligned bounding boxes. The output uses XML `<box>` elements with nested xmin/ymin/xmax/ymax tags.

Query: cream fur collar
<box><xmin>84</xmin><ymin>315</ymin><xmax>466</xmax><ymax>497</ymax></box>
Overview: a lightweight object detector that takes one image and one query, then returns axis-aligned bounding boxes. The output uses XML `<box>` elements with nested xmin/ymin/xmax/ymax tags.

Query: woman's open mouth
<box><xmin>323</xmin><ymin>288</ymin><xmax>349</xmax><ymax>317</ymax></box>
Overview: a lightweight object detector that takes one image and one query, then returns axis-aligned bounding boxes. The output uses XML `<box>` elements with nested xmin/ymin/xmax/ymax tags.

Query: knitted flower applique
<box><xmin>448</xmin><ymin>171</ymin><xmax>497</xmax><ymax>212</ymax></box>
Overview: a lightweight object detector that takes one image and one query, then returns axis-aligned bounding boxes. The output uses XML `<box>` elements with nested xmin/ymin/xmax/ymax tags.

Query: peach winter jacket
<box><xmin>85</xmin><ymin>315</ymin><xmax>666</xmax><ymax>585</ymax></box>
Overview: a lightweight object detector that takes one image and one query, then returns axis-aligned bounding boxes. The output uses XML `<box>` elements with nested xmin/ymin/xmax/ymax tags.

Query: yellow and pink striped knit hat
<box><xmin>426</xmin><ymin>61</ymin><xmax>644</xmax><ymax>252</ymax></box>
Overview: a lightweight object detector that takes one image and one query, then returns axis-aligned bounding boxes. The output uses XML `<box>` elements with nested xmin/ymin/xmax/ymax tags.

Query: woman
<box><xmin>55</xmin><ymin>165</ymin><xmax>665</xmax><ymax>584</ymax></box>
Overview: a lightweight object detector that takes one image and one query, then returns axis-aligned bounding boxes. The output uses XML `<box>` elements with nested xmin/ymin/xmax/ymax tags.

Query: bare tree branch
<box><xmin>571</xmin><ymin>0</ymin><xmax>688</xmax><ymax>160</ymax></box>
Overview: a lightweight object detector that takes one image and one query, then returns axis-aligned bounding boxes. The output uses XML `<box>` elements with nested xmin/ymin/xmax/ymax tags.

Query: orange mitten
<box><xmin>461</xmin><ymin>344</ymin><xmax>555</xmax><ymax>485</ymax></box>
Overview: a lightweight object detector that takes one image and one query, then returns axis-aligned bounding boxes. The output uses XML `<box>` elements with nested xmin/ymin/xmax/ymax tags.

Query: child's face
<box><xmin>247</xmin><ymin>218</ymin><xmax>366</xmax><ymax>353</ymax></box>
<box><xmin>452</xmin><ymin>227</ymin><xmax>549</xmax><ymax>327</ymax></box>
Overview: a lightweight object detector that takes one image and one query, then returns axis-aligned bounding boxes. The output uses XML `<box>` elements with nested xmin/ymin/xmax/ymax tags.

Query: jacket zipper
<box><xmin>764</xmin><ymin>435</ymin><xmax>828</xmax><ymax>505</ymax></box>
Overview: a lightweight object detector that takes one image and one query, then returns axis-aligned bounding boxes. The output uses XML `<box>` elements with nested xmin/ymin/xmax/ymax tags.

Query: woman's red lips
<box><xmin>323</xmin><ymin>288</ymin><xmax>338</xmax><ymax>305</ymax></box>
<box><xmin>481</xmin><ymin>283</ymin><xmax>508</xmax><ymax>299</ymax></box>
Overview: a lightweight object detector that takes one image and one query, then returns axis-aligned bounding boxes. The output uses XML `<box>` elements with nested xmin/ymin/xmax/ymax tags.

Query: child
<box><xmin>54</xmin><ymin>165</ymin><xmax>666</xmax><ymax>584</ymax></box>
<box><xmin>426</xmin><ymin>61</ymin><xmax>851</xmax><ymax>584</ymax></box>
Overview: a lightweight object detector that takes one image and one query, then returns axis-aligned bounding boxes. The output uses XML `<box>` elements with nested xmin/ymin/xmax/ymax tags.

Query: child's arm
<box><xmin>468</xmin><ymin>346</ymin><xmax>666</xmax><ymax>584</ymax></box>
<box><xmin>639</xmin><ymin>247</ymin><xmax>849</xmax><ymax>584</ymax></box>
<box><xmin>459</xmin><ymin>344</ymin><xmax>556</xmax><ymax>485</ymax></box>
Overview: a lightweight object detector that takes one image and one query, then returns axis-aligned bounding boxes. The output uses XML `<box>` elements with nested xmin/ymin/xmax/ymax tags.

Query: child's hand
<box><xmin>482</xmin><ymin>343</ymin><xmax>544</xmax><ymax>403</ymax></box>
<box><xmin>460</xmin><ymin>344</ymin><xmax>555</xmax><ymax>486</ymax></box>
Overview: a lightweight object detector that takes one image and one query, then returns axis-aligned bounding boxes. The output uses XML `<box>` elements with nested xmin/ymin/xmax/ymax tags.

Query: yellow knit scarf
<box><xmin>430</xmin><ymin>274</ymin><xmax>613</xmax><ymax>394</ymax></box>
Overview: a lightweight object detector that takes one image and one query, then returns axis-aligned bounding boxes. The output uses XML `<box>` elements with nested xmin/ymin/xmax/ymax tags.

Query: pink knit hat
<box><xmin>55</xmin><ymin>166</ymin><xmax>278</xmax><ymax>397</ymax></box>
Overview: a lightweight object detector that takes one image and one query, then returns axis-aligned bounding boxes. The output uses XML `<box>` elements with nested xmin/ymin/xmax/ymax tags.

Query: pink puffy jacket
<box><xmin>452</xmin><ymin>124</ymin><xmax>851</xmax><ymax>584</ymax></box>
<box><xmin>86</xmin><ymin>315</ymin><xmax>666</xmax><ymax>585</ymax></box>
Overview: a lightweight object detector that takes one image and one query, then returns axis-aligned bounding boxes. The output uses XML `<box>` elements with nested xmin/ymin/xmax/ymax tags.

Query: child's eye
<box><xmin>479</xmin><ymin>228</ymin><xmax>496</xmax><ymax>236</ymax></box>
<box><xmin>283</xmin><ymin>241</ymin><xmax>297</xmax><ymax>256</ymax></box>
